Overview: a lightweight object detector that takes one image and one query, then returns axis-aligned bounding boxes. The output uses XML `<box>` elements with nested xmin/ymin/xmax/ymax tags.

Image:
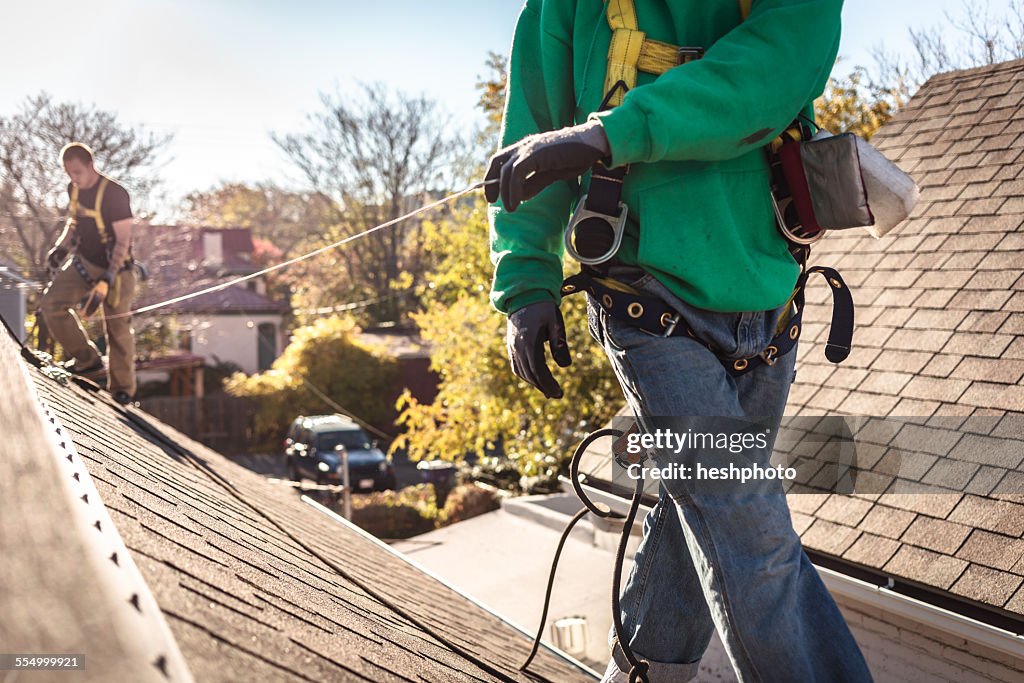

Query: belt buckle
<box><xmin>677</xmin><ymin>46</ymin><xmax>705</xmax><ymax>64</ymax></box>
<box><xmin>760</xmin><ymin>344</ymin><xmax>779</xmax><ymax>366</ymax></box>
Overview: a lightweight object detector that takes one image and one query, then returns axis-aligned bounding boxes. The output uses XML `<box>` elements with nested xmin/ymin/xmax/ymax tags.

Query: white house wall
<box><xmin>187</xmin><ymin>314</ymin><xmax>283</xmax><ymax>375</ymax></box>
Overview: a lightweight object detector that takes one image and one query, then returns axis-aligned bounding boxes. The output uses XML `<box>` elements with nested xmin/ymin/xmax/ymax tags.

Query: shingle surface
<box><xmin>24</xmin><ymin>361</ymin><xmax>591</xmax><ymax>683</ymax></box>
<box><xmin>785</xmin><ymin>58</ymin><xmax>1024</xmax><ymax>620</ymax></box>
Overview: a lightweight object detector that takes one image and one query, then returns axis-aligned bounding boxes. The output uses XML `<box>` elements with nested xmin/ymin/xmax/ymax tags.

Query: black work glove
<box><xmin>485</xmin><ymin>119</ymin><xmax>611</xmax><ymax>212</ymax></box>
<box><xmin>507</xmin><ymin>301</ymin><xmax>572</xmax><ymax>399</ymax></box>
<box><xmin>47</xmin><ymin>246</ymin><xmax>68</xmax><ymax>279</ymax></box>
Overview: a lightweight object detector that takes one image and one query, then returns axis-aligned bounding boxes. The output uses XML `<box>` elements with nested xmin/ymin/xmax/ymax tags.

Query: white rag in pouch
<box><xmin>812</xmin><ymin>130</ymin><xmax>921</xmax><ymax>239</ymax></box>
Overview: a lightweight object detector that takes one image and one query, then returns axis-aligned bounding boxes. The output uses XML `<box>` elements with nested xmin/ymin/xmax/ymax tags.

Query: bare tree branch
<box><xmin>272</xmin><ymin>83</ymin><xmax>462</xmax><ymax>323</ymax></box>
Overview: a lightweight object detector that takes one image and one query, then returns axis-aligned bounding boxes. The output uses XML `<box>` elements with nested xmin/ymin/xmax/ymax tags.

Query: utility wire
<box><xmin>104</xmin><ymin>180</ymin><xmax>487</xmax><ymax>321</ymax></box>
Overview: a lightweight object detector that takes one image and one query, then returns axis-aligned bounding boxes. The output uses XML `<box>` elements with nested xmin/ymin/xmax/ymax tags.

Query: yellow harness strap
<box><xmin>604</xmin><ymin>0</ymin><xmax>645</xmax><ymax>106</ymax></box>
<box><xmin>598</xmin><ymin>0</ymin><xmax>800</xmax><ymax>317</ymax></box>
<box><xmin>69</xmin><ymin>176</ymin><xmax>111</xmax><ymax>245</ymax></box>
<box><xmin>604</xmin><ymin>0</ymin><xmax>751</xmax><ymax>106</ymax></box>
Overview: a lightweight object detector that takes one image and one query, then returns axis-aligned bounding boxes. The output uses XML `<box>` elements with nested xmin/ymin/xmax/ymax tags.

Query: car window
<box><xmin>315</xmin><ymin>429</ymin><xmax>372</xmax><ymax>452</ymax></box>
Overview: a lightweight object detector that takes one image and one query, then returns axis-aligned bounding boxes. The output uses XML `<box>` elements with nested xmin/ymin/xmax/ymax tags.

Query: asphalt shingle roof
<box><xmin>2</xmin><ymin>327</ymin><xmax>592</xmax><ymax>682</ymax></box>
<box><xmin>788</xmin><ymin>57</ymin><xmax>1024</xmax><ymax>622</ymax></box>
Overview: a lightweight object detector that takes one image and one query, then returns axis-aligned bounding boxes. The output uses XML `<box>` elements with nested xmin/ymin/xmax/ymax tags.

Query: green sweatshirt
<box><xmin>490</xmin><ymin>0</ymin><xmax>843</xmax><ymax>314</ymax></box>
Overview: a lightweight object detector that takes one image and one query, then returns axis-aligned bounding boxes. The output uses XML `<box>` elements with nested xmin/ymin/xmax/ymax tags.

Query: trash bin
<box><xmin>416</xmin><ymin>460</ymin><xmax>456</xmax><ymax>507</ymax></box>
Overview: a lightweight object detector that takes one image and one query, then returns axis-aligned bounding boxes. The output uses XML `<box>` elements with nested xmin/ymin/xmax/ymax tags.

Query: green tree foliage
<box><xmin>225</xmin><ymin>316</ymin><xmax>398</xmax><ymax>446</ymax></box>
<box><xmin>391</xmin><ymin>54</ymin><xmax>621</xmax><ymax>486</ymax></box>
<box><xmin>392</xmin><ymin>199</ymin><xmax>621</xmax><ymax>486</ymax></box>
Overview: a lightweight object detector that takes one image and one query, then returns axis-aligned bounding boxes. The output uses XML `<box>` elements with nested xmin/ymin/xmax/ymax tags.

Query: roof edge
<box><xmin>819</xmin><ymin>565</ymin><xmax>1024</xmax><ymax>662</ymax></box>
<box><xmin>571</xmin><ymin>474</ymin><xmax>1024</xmax><ymax>634</ymax></box>
<box><xmin>1</xmin><ymin>328</ymin><xmax>194</xmax><ymax>682</ymax></box>
<box><xmin>921</xmin><ymin>56</ymin><xmax>1024</xmax><ymax>86</ymax></box>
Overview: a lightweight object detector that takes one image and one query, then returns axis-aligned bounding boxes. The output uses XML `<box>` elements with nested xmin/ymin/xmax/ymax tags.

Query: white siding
<box><xmin>188</xmin><ymin>314</ymin><xmax>282</xmax><ymax>375</ymax></box>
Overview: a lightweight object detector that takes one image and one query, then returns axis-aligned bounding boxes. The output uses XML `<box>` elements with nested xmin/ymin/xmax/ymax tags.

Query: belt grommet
<box><xmin>789</xmin><ymin>324</ymin><xmax>800</xmax><ymax>340</ymax></box>
<box><xmin>602</xmin><ymin>294</ymin><xmax>613</xmax><ymax>309</ymax></box>
<box><xmin>829</xmin><ymin>277</ymin><xmax>842</xmax><ymax>289</ymax></box>
<box><xmin>733</xmin><ymin>358</ymin><xmax>749</xmax><ymax>372</ymax></box>
<box><xmin>659</xmin><ymin>312</ymin><xmax>673</xmax><ymax>328</ymax></box>
<box><xmin>627</xmin><ymin>302</ymin><xmax>644</xmax><ymax>318</ymax></box>
<box><xmin>562</xmin><ymin>284</ymin><xmax>576</xmax><ymax>293</ymax></box>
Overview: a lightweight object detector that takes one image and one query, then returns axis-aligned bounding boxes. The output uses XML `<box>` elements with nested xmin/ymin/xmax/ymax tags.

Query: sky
<box><xmin>0</xmin><ymin>0</ymin><xmax>996</xmax><ymax>217</ymax></box>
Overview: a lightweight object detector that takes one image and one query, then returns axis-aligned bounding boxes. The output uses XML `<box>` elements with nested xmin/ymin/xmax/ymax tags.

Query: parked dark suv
<box><xmin>284</xmin><ymin>415</ymin><xmax>396</xmax><ymax>491</ymax></box>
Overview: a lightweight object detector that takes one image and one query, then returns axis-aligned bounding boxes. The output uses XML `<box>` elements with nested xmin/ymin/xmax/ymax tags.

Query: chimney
<box><xmin>202</xmin><ymin>231</ymin><xmax>223</xmax><ymax>266</ymax></box>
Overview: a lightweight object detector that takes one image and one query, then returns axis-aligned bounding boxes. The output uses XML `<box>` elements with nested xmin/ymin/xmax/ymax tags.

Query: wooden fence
<box><xmin>141</xmin><ymin>395</ymin><xmax>256</xmax><ymax>455</ymax></box>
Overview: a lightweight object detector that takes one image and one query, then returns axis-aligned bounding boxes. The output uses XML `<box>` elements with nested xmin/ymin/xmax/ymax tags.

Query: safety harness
<box><xmin>525</xmin><ymin>7</ymin><xmax>855</xmax><ymax>680</ymax></box>
<box><xmin>560</xmin><ymin>0</ymin><xmax>854</xmax><ymax>377</ymax></box>
<box><xmin>67</xmin><ymin>176</ymin><xmax>135</xmax><ymax>306</ymax></box>
<box><xmin>69</xmin><ymin>176</ymin><xmax>111</xmax><ymax>248</ymax></box>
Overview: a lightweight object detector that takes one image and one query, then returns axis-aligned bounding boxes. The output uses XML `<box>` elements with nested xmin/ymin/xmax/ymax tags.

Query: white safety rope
<box><xmin>103</xmin><ymin>180</ymin><xmax>490</xmax><ymax>320</ymax></box>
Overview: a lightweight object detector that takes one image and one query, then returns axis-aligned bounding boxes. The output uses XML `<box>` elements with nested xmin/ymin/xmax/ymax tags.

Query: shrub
<box><xmin>346</xmin><ymin>483</ymin><xmax>499</xmax><ymax>539</ymax></box>
<box><xmin>225</xmin><ymin>316</ymin><xmax>398</xmax><ymax>448</ymax></box>
<box><xmin>439</xmin><ymin>483</ymin><xmax>500</xmax><ymax>525</ymax></box>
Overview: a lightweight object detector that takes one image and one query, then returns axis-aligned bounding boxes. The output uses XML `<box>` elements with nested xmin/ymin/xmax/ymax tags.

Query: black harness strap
<box><xmin>583</xmin><ymin>163</ymin><xmax>627</xmax><ymax>217</ymax></box>
<box><xmin>561</xmin><ymin>265</ymin><xmax>854</xmax><ymax>376</ymax></box>
<box><xmin>798</xmin><ymin>265</ymin><xmax>854</xmax><ymax>363</ymax></box>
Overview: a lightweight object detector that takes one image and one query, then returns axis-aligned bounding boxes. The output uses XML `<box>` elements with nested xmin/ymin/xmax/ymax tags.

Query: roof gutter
<box><xmin>301</xmin><ymin>495</ymin><xmax>602</xmax><ymax>681</ymax></box>
<box><xmin>816</xmin><ymin>565</ymin><xmax>1024</xmax><ymax>662</ymax></box>
<box><xmin>562</xmin><ymin>477</ymin><xmax>1024</xmax><ymax>661</ymax></box>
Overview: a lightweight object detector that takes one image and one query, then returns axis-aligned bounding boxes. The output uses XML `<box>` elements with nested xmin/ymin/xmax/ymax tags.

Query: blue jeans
<box><xmin>589</xmin><ymin>269</ymin><xmax>872</xmax><ymax>683</ymax></box>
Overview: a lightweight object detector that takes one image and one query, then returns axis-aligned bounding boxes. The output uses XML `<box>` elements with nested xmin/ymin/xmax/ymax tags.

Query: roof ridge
<box><xmin>923</xmin><ymin>56</ymin><xmax>1024</xmax><ymax>85</ymax></box>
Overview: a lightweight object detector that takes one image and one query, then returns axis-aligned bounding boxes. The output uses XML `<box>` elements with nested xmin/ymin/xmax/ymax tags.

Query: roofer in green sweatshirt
<box><xmin>487</xmin><ymin>1</ymin><xmax>873</xmax><ymax>681</ymax></box>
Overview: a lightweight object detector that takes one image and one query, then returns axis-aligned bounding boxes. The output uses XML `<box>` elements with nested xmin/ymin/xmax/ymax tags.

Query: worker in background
<box><xmin>41</xmin><ymin>142</ymin><xmax>137</xmax><ymax>405</ymax></box>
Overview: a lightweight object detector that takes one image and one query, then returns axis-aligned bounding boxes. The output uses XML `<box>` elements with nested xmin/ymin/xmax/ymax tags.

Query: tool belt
<box><xmin>71</xmin><ymin>254</ymin><xmax>139</xmax><ymax>310</ymax></box>
<box><xmin>71</xmin><ymin>254</ymin><xmax>136</xmax><ymax>286</ymax></box>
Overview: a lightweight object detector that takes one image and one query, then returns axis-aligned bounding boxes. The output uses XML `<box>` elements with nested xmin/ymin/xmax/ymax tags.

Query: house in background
<box><xmin>356</xmin><ymin>327</ymin><xmax>440</xmax><ymax>405</ymax></box>
<box><xmin>132</xmin><ymin>225</ymin><xmax>289</xmax><ymax>376</ymax></box>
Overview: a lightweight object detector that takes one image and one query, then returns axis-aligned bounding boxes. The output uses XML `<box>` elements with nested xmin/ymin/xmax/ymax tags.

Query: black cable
<box><xmin>520</xmin><ymin>506</ymin><xmax>589</xmax><ymax>671</ymax></box>
<box><xmin>611</xmin><ymin>477</ymin><xmax>649</xmax><ymax>683</ymax></box>
<box><xmin>522</xmin><ymin>429</ymin><xmax>651</xmax><ymax>683</ymax></box>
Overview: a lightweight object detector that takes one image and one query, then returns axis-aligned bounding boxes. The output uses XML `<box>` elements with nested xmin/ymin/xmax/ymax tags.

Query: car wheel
<box><xmin>288</xmin><ymin>457</ymin><xmax>300</xmax><ymax>483</ymax></box>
